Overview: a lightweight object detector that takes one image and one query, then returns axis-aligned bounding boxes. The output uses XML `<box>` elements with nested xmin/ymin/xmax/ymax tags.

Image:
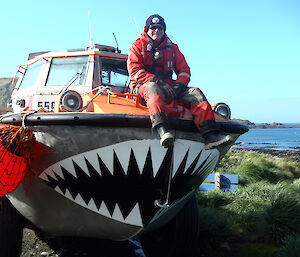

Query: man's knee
<box><xmin>188</xmin><ymin>87</ymin><xmax>207</xmax><ymax>101</ymax></box>
<box><xmin>181</xmin><ymin>87</ymin><xmax>207</xmax><ymax>106</ymax></box>
<box><xmin>144</xmin><ymin>82</ymin><xmax>163</xmax><ymax>95</ymax></box>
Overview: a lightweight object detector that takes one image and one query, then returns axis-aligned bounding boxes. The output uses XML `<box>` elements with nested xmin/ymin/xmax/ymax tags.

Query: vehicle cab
<box><xmin>12</xmin><ymin>44</ymin><xmax>129</xmax><ymax>112</ymax></box>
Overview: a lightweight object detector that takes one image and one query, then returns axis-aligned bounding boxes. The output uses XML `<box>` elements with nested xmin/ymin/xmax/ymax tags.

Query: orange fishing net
<box><xmin>0</xmin><ymin>125</ymin><xmax>35</xmax><ymax>197</ymax></box>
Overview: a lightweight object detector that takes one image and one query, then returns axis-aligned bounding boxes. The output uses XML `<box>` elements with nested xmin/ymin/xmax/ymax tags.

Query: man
<box><xmin>127</xmin><ymin>14</ymin><xmax>232</xmax><ymax>149</ymax></box>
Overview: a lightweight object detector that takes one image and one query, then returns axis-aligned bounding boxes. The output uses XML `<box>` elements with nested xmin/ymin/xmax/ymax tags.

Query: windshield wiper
<box><xmin>58</xmin><ymin>66</ymin><xmax>85</xmax><ymax>95</ymax></box>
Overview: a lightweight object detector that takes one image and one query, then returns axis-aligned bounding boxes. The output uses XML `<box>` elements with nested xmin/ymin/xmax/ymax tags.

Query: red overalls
<box><xmin>127</xmin><ymin>32</ymin><xmax>215</xmax><ymax>130</ymax></box>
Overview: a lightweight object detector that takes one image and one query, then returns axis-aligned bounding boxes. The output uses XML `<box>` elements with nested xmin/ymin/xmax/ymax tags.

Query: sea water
<box><xmin>234</xmin><ymin>128</ymin><xmax>300</xmax><ymax>151</ymax></box>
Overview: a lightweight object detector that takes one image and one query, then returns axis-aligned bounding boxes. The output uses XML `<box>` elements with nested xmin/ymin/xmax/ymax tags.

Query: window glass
<box><xmin>100</xmin><ymin>57</ymin><xmax>129</xmax><ymax>88</ymax></box>
<box><xmin>19</xmin><ymin>61</ymin><xmax>43</xmax><ymax>89</ymax></box>
<box><xmin>46</xmin><ymin>56</ymin><xmax>89</xmax><ymax>86</ymax></box>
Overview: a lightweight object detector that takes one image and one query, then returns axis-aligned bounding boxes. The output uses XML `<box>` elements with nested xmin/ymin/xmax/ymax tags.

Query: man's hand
<box><xmin>151</xmin><ymin>77</ymin><xmax>176</xmax><ymax>103</ymax></box>
<box><xmin>173</xmin><ymin>82</ymin><xmax>186</xmax><ymax>98</ymax></box>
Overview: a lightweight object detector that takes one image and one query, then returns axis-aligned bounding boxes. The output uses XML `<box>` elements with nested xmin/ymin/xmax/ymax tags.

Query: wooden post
<box><xmin>215</xmin><ymin>172</ymin><xmax>221</xmax><ymax>190</ymax></box>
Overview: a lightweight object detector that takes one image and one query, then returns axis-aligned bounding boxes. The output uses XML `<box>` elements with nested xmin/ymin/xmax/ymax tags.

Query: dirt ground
<box><xmin>21</xmin><ymin>228</ymin><xmax>143</xmax><ymax>257</ymax></box>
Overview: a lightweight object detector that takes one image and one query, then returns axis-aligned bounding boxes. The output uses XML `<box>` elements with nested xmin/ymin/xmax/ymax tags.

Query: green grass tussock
<box><xmin>197</xmin><ymin>207</ymin><xmax>234</xmax><ymax>245</ymax></box>
<box><xmin>274</xmin><ymin>235</ymin><xmax>300</xmax><ymax>257</ymax></box>
<box><xmin>196</xmin><ymin>149</ymin><xmax>300</xmax><ymax>256</ymax></box>
<box><xmin>216</xmin><ymin>149</ymin><xmax>300</xmax><ymax>185</ymax></box>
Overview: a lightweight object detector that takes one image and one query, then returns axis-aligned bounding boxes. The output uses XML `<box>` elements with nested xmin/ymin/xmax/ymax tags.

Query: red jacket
<box><xmin>127</xmin><ymin>32</ymin><xmax>191</xmax><ymax>91</ymax></box>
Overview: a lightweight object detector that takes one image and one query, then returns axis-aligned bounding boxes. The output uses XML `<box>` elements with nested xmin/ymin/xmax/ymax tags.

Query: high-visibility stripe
<box><xmin>178</xmin><ymin>72</ymin><xmax>190</xmax><ymax>78</ymax></box>
<box><xmin>134</xmin><ymin>69</ymin><xmax>145</xmax><ymax>81</ymax></box>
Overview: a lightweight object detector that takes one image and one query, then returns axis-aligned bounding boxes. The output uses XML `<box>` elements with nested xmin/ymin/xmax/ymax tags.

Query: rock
<box><xmin>219</xmin><ymin>242</ymin><xmax>231</xmax><ymax>251</ymax></box>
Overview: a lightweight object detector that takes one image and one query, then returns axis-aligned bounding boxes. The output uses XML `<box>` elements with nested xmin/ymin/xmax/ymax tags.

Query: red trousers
<box><xmin>138</xmin><ymin>82</ymin><xmax>215</xmax><ymax>129</ymax></box>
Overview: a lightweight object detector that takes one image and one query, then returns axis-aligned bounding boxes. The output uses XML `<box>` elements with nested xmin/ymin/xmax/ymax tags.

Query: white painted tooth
<box><xmin>184</xmin><ymin>140</ymin><xmax>204</xmax><ymax>174</ymax></box>
<box><xmin>51</xmin><ymin>163</ymin><xmax>65</xmax><ymax>179</ymax></box>
<box><xmin>38</xmin><ymin>171</ymin><xmax>50</xmax><ymax>182</ymax></box>
<box><xmin>59</xmin><ymin>158</ymin><xmax>77</xmax><ymax>178</ymax></box>
<box><xmin>97</xmin><ymin>147</ymin><xmax>114</xmax><ymax>175</ymax></box>
<box><xmin>150</xmin><ymin>140</ymin><xmax>168</xmax><ymax>177</ymax></box>
<box><xmin>99</xmin><ymin>201</ymin><xmax>112</xmax><ymax>218</ymax></box>
<box><xmin>83</xmin><ymin>151</ymin><xmax>101</xmax><ymax>174</ymax></box>
<box><xmin>112</xmin><ymin>204</ymin><xmax>125</xmax><ymax>222</ymax></box>
<box><xmin>124</xmin><ymin>203</ymin><xmax>143</xmax><ymax>227</ymax></box>
<box><xmin>60</xmin><ymin>154</ymin><xmax>90</xmax><ymax>178</ymax></box>
<box><xmin>172</xmin><ymin>140</ymin><xmax>189</xmax><ymax>177</ymax></box>
<box><xmin>132</xmin><ymin>140</ymin><xmax>151</xmax><ymax>174</ymax></box>
<box><xmin>194</xmin><ymin>150</ymin><xmax>219</xmax><ymax>175</ymax></box>
<box><xmin>65</xmin><ymin>155</ymin><xmax>90</xmax><ymax>177</ymax></box>
<box><xmin>54</xmin><ymin>186</ymin><xmax>64</xmax><ymax>195</ymax></box>
<box><xmin>39</xmin><ymin>167</ymin><xmax>57</xmax><ymax>181</ymax></box>
<box><xmin>113</xmin><ymin>143</ymin><xmax>132</xmax><ymax>175</ymax></box>
<box><xmin>74</xmin><ymin>193</ymin><xmax>87</xmax><ymax>208</ymax></box>
<box><xmin>87</xmin><ymin>198</ymin><xmax>99</xmax><ymax>213</ymax></box>
<box><xmin>73</xmin><ymin>155</ymin><xmax>90</xmax><ymax>176</ymax></box>
<box><xmin>192</xmin><ymin>148</ymin><xmax>219</xmax><ymax>175</ymax></box>
<box><xmin>64</xmin><ymin>189</ymin><xmax>74</xmax><ymax>201</ymax></box>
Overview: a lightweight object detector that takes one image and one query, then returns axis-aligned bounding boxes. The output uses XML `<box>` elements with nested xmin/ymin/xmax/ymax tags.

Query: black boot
<box><xmin>156</xmin><ymin>123</ymin><xmax>174</xmax><ymax>148</ymax></box>
<box><xmin>203</xmin><ymin>130</ymin><xmax>233</xmax><ymax>150</ymax></box>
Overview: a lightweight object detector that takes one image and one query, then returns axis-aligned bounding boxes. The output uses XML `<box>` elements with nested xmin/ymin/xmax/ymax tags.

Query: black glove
<box><xmin>173</xmin><ymin>82</ymin><xmax>186</xmax><ymax>98</ymax></box>
<box><xmin>151</xmin><ymin>77</ymin><xmax>176</xmax><ymax>103</ymax></box>
<box><xmin>151</xmin><ymin>76</ymin><xmax>164</xmax><ymax>85</ymax></box>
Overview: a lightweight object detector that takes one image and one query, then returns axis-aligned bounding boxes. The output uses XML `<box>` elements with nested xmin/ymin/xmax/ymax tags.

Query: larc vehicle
<box><xmin>0</xmin><ymin>44</ymin><xmax>248</xmax><ymax>257</ymax></box>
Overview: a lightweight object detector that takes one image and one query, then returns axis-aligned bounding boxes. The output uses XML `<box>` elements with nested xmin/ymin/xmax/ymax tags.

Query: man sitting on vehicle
<box><xmin>127</xmin><ymin>14</ymin><xmax>232</xmax><ymax>149</ymax></box>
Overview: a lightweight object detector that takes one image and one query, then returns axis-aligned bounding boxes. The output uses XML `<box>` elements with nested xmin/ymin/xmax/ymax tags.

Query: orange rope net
<box><xmin>0</xmin><ymin>125</ymin><xmax>36</xmax><ymax>197</ymax></box>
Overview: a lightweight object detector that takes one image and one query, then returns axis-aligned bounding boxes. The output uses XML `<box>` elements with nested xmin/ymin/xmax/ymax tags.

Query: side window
<box><xmin>46</xmin><ymin>56</ymin><xmax>89</xmax><ymax>86</ymax></box>
<box><xmin>18</xmin><ymin>61</ymin><xmax>43</xmax><ymax>90</ymax></box>
<box><xmin>100</xmin><ymin>57</ymin><xmax>129</xmax><ymax>88</ymax></box>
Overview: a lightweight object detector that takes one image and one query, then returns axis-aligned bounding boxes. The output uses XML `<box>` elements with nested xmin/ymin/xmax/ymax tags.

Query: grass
<box><xmin>196</xmin><ymin>149</ymin><xmax>300</xmax><ymax>257</ymax></box>
<box><xmin>215</xmin><ymin>149</ymin><xmax>300</xmax><ymax>186</ymax></box>
<box><xmin>275</xmin><ymin>235</ymin><xmax>300</xmax><ymax>257</ymax></box>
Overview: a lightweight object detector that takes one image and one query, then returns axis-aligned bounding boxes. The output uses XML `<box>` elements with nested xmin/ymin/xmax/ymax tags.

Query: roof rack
<box><xmin>91</xmin><ymin>44</ymin><xmax>121</xmax><ymax>53</ymax></box>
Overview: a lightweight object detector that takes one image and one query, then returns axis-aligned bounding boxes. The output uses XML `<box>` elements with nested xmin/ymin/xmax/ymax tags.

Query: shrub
<box><xmin>238</xmin><ymin>243</ymin><xmax>278</xmax><ymax>257</ymax></box>
<box><xmin>256</xmin><ymin>188</ymin><xmax>300</xmax><ymax>243</ymax></box>
<box><xmin>274</xmin><ymin>235</ymin><xmax>300</xmax><ymax>257</ymax></box>
<box><xmin>216</xmin><ymin>149</ymin><xmax>300</xmax><ymax>186</ymax></box>
<box><xmin>223</xmin><ymin>182</ymin><xmax>277</xmax><ymax>231</ymax></box>
<box><xmin>199</xmin><ymin>149</ymin><xmax>300</xmax><ymax>250</ymax></box>
<box><xmin>197</xmin><ymin>207</ymin><xmax>234</xmax><ymax>247</ymax></box>
<box><xmin>196</xmin><ymin>189</ymin><xmax>234</xmax><ymax>208</ymax></box>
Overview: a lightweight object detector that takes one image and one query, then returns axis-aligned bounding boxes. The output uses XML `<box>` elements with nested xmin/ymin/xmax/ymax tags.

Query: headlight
<box><xmin>213</xmin><ymin>102</ymin><xmax>231</xmax><ymax>119</ymax></box>
<box><xmin>59</xmin><ymin>90</ymin><xmax>83</xmax><ymax>112</ymax></box>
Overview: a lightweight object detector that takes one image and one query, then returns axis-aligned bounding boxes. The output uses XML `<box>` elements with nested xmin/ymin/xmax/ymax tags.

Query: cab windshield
<box><xmin>18</xmin><ymin>60</ymin><xmax>43</xmax><ymax>90</ymax></box>
<box><xmin>46</xmin><ymin>56</ymin><xmax>89</xmax><ymax>86</ymax></box>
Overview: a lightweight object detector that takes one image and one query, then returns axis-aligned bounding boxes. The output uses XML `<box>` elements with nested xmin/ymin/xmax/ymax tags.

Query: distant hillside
<box><xmin>0</xmin><ymin>78</ymin><xmax>14</xmax><ymax>107</ymax></box>
<box><xmin>231</xmin><ymin>119</ymin><xmax>255</xmax><ymax>128</ymax></box>
<box><xmin>232</xmin><ymin>119</ymin><xmax>300</xmax><ymax>128</ymax></box>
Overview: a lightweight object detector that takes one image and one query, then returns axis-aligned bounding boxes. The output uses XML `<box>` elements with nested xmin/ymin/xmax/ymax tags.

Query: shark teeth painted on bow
<box><xmin>172</xmin><ymin>139</ymin><xmax>219</xmax><ymax>177</ymax></box>
<box><xmin>39</xmin><ymin>139</ymin><xmax>218</xmax><ymax>179</ymax></box>
<box><xmin>39</xmin><ymin>139</ymin><xmax>219</xmax><ymax>226</ymax></box>
<box><xmin>53</xmin><ymin>185</ymin><xmax>143</xmax><ymax>227</ymax></box>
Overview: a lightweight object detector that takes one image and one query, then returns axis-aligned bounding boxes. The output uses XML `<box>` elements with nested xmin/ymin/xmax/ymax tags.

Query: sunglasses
<box><xmin>149</xmin><ymin>25</ymin><xmax>163</xmax><ymax>31</ymax></box>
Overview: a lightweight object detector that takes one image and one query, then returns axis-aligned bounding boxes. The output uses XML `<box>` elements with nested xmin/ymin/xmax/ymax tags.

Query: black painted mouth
<box><xmin>40</xmin><ymin>141</ymin><xmax>218</xmax><ymax>226</ymax></box>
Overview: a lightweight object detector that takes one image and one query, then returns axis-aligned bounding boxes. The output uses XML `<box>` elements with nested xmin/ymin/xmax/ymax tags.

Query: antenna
<box><xmin>88</xmin><ymin>11</ymin><xmax>94</xmax><ymax>48</ymax></box>
<box><xmin>133</xmin><ymin>17</ymin><xmax>140</xmax><ymax>36</ymax></box>
<box><xmin>112</xmin><ymin>33</ymin><xmax>119</xmax><ymax>53</ymax></box>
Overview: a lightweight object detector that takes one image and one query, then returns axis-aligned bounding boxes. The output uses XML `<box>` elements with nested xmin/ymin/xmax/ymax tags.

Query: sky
<box><xmin>0</xmin><ymin>0</ymin><xmax>299</xmax><ymax>123</ymax></box>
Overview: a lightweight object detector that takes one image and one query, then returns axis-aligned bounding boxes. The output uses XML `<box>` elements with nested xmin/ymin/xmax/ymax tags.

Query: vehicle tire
<box><xmin>0</xmin><ymin>196</ymin><xmax>24</xmax><ymax>257</ymax></box>
<box><xmin>140</xmin><ymin>194</ymin><xmax>200</xmax><ymax>257</ymax></box>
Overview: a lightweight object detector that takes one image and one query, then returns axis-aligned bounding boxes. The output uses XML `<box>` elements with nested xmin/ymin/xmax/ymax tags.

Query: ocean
<box><xmin>234</xmin><ymin>128</ymin><xmax>300</xmax><ymax>151</ymax></box>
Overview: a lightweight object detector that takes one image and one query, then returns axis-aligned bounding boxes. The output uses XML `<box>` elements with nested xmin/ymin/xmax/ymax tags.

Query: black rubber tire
<box><xmin>140</xmin><ymin>194</ymin><xmax>200</xmax><ymax>257</ymax></box>
<box><xmin>0</xmin><ymin>196</ymin><xmax>24</xmax><ymax>257</ymax></box>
